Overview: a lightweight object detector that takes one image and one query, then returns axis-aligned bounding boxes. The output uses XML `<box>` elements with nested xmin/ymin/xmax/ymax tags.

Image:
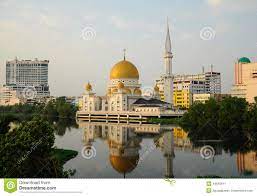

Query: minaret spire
<box><xmin>164</xmin><ymin>18</ymin><xmax>173</xmax><ymax>76</ymax></box>
<box><xmin>165</xmin><ymin>18</ymin><xmax>171</xmax><ymax>53</ymax></box>
<box><xmin>162</xmin><ymin>18</ymin><xmax>174</xmax><ymax>104</ymax></box>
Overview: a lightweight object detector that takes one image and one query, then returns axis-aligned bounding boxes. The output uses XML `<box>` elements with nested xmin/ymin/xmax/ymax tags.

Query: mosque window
<box><xmin>252</xmin><ymin>71</ymin><xmax>257</xmax><ymax>78</ymax></box>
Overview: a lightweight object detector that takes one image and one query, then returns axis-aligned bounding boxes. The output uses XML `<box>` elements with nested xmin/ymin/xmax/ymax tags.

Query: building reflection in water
<box><xmin>79</xmin><ymin>121</ymin><xmax>238</xmax><ymax>177</ymax></box>
<box><xmin>80</xmin><ymin>122</ymin><xmax>177</xmax><ymax>177</ymax></box>
<box><xmin>237</xmin><ymin>151</ymin><xmax>257</xmax><ymax>175</ymax></box>
<box><xmin>155</xmin><ymin>129</ymin><xmax>175</xmax><ymax>178</ymax></box>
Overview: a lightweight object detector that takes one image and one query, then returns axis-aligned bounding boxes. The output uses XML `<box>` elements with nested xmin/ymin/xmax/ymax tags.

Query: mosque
<box><xmin>77</xmin><ymin>22</ymin><xmax>184</xmax><ymax>120</ymax></box>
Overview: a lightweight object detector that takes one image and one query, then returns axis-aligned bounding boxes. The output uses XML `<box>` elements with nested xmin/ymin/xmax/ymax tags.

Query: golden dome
<box><xmin>154</xmin><ymin>84</ymin><xmax>159</xmax><ymax>92</ymax></box>
<box><xmin>85</xmin><ymin>82</ymin><xmax>92</xmax><ymax>91</ymax></box>
<box><xmin>134</xmin><ymin>88</ymin><xmax>142</xmax><ymax>95</ymax></box>
<box><xmin>110</xmin><ymin>155</ymin><xmax>139</xmax><ymax>174</ymax></box>
<box><xmin>110</xmin><ymin>60</ymin><xmax>139</xmax><ymax>79</ymax></box>
<box><xmin>117</xmin><ymin>81</ymin><xmax>125</xmax><ymax>89</ymax></box>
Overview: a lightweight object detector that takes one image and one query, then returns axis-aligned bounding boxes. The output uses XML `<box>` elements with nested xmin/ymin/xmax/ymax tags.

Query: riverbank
<box><xmin>52</xmin><ymin>149</ymin><xmax>78</xmax><ymax>164</ymax></box>
<box><xmin>147</xmin><ymin>117</ymin><xmax>181</xmax><ymax>125</ymax></box>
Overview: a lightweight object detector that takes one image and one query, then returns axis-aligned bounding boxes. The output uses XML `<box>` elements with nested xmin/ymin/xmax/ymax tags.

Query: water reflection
<box><xmin>54</xmin><ymin>120</ymin><xmax>257</xmax><ymax>178</ymax></box>
<box><xmin>237</xmin><ymin>151</ymin><xmax>257</xmax><ymax>175</ymax></box>
<box><xmin>155</xmin><ymin>131</ymin><xmax>175</xmax><ymax>178</ymax></box>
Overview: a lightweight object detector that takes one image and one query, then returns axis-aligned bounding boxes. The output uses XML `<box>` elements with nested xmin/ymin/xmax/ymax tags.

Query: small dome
<box><xmin>85</xmin><ymin>82</ymin><xmax>92</xmax><ymax>91</ymax></box>
<box><xmin>238</xmin><ymin>57</ymin><xmax>251</xmax><ymax>64</ymax></box>
<box><xmin>117</xmin><ymin>81</ymin><xmax>125</xmax><ymax>89</ymax></box>
<box><xmin>110</xmin><ymin>60</ymin><xmax>139</xmax><ymax>79</ymax></box>
<box><xmin>154</xmin><ymin>84</ymin><xmax>159</xmax><ymax>92</ymax></box>
<box><xmin>134</xmin><ymin>88</ymin><xmax>142</xmax><ymax>95</ymax></box>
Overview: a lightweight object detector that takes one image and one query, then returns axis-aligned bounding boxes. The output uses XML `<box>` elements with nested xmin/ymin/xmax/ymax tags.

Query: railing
<box><xmin>77</xmin><ymin>109</ymin><xmax>185</xmax><ymax>117</ymax></box>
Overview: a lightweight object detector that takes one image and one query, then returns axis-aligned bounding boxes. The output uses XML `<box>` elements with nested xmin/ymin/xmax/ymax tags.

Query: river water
<box><xmin>54</xmin><ymin>121</ymin><xmax>257</xmax><ymax>178</ymax></box>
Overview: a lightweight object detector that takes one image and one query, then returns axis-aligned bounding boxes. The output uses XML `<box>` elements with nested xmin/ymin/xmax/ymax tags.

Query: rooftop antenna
<box><xmin>123</xmin><ymin>49</ymin><xmax>126</xmax><ymax>60</ymax></box>
<box><xmin>202</xmin><ymin>66</ymin><xmax>205</xmax><ymax>74</ymax></box>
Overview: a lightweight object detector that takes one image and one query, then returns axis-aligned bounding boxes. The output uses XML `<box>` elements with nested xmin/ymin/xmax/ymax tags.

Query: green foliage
<box><xmin>180</xmin><ymin>98</ymin><xmax>220</xmax><ymax>140</ymax></box>
<box><xmin>217</xmin><ymin>97</ymin><xmax>248</xmax><ymax>139</ymax></box>
<box><xmin>0</xmin><ymin>98</ymin><xmax>77</xmax><ymax>121</ymax></box>
<box><xmin>0</xmin><ymin>114</ymin><xmax>17</xmax><ymax>134</ymax></box>
<box><xmin>0</xmin><ymin>117</ymin><xmax>77</xmax><ymax>178</ymax></box>
<box><xmin>0</xmin><ymin>103</ymin><xmax>44</xmax><ymax>121</ymax></box>
<box><xmin>44</xmin><ymin>99</ymin><xmax>77</xmax><ymax>119</ymax></box>
<box><xmin>44</xmin><ymin>101</ymin><xmax>58</xmax><ymax>117</ymax></box>
<box><xmin>0</xmin><ymin>99</ymin><xmax>78</xmax><ymax>178</ymax></box>
<box><xmin>51</xmin><ymin>149</ymin><xmax>78</xmax><ymax>164</ymax></box>
<box><xmin>179</xmin><ymin>97</ymin><xmax>257</xmax><ymax>146</ymax></box>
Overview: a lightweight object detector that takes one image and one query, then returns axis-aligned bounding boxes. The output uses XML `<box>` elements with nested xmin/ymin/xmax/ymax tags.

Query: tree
<box><xmin>217</xmin><ymin>97</ymin><xmax>248</xmax><ymax>139</ymax></box>
<box><xmin>44</xmin><ymin>101</ymin><xmax>58</xmax><ymax>117</ymax></box>
<box><xmin>0</xmin><ymin>114</ymin><xmax>17</xmax><ymax>134</ymax></box>
<box><xmin>180</xmin><ymin>98</ymin><xmax>220</xmax><ymax>140</ymax></box>
<box><xmin>0</xmin><ymin>118</ymin><xmax>65</xmax><ymax>178</ymax></box>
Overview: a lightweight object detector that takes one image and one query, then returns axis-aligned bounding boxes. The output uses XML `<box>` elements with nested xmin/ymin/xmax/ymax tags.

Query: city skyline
<box><xmin>0</xmin><ymin>0</ymin><xmax>257</xmax><ymax>96</ymax></box>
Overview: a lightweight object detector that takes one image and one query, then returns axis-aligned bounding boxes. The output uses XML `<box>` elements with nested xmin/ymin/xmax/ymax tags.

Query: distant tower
<box><xmin>162</xmin><ymin>19</ymin><xmax>174</xmax><ymax>104</ymax></box>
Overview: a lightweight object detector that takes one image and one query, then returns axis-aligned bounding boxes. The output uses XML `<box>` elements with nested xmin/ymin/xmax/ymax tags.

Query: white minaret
<box><xmin>162</xmin><ymin>19</ymin><xmax>173</xmax><ymax>104</ymax></box>
<box><xmin>164</xmin><ymin>21</ymin><xmax>173</xmax><ymax>75</ymax></box>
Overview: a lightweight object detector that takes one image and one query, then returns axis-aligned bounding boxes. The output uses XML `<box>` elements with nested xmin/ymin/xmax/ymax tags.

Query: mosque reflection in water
<box><xmin>81</xmin><ymin>122</ymin><xmax>175</xmax><ymax>177</ymax></box>
<box><xmin>73</xmin><ymin>121</ymin><xmax>257</xmax><ymax>178</ymax></box>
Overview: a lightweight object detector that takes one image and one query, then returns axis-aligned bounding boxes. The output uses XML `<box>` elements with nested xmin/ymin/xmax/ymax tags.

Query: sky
<box><xmin>0</xmin><ymin>0</ymin><xmax>257</xmax><ymax>96</ymax></box>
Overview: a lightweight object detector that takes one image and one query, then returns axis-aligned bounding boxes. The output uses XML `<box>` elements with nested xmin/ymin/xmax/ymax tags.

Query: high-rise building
<box><xmin>5</xmin><ymin>57</ymin><xmax>50</xmax><ymax>99</ymax></box>
<box><xmin>230</xmin><ymin>57</ymin><xmax>257</xmax><ymax>103</ymax></box>
<box><xmin>173</xmin><ymin>80</ymin><xmax>205</xmax><ymax>108</ymax></box>
<box><xmin>156</xmin><ymin>67</ymin><xmax>221</xmax><ymax>108</ymax></box>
